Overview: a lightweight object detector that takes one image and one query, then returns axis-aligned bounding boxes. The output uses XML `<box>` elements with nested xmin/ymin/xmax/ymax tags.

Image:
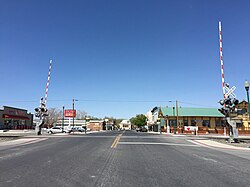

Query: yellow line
<box><xmin>111</xmin><ymin>134</ymin><xmax>122</xmax><ymax>148</ymax></box>
<box><xmin>113</xmin><ymin>137</ymin><xmax>120</xmax><ymax>148</ymax></box>
<box><xmin>111</xmin><ymin>137</ymin><xmax>118</xmax><ymax>148</ymax></box>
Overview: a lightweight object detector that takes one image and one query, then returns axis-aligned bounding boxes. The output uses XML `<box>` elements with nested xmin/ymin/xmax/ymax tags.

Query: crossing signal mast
<box><xmin>217</xmin><ymin>22</ymin><xmax>239</xmax><ymax>142</ymax></box>
<box><xmin>35</xmin><ymin>60</ymin><xmax>52</xmax><ymax>135</ymax></box>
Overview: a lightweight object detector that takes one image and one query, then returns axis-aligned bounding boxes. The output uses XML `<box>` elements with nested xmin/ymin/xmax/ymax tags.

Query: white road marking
<box><xmin>193</xmin><ymin>154</ymin><xmax>218</xmax><ymax>163</ymax></box>
<box><xmin>118</xmin><ymin>142</ymin><xmax>200</xmax><ymax>147</ymax></box>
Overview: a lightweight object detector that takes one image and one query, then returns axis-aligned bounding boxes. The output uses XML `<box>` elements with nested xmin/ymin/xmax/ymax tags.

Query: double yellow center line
<box><xmin>111</xmin><ymin>134</ymin><xmax>122</xmax><ymax>148</ymax></box>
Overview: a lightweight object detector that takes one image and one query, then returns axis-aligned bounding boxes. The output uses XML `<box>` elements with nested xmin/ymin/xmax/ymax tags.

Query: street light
<box><xmin>244</xmin><ymin>80</ymin><xmax>250</xmax><ymax>119</ymax></box>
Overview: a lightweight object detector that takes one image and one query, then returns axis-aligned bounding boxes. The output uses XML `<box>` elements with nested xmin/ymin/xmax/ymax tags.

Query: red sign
<box><xmin>64</xmin><ymin>109</ymin><xmax>76</xmax><ymax>117</ymax></box>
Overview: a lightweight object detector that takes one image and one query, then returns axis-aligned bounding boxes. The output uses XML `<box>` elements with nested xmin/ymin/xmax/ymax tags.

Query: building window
<box><xmin>184</xmin><ymin>120</ymin><xmax>188</xmax><ymax>126</ymax></box>
<box><xmin>236</xmin><ymin>123</ymin><xmax>243</xmax><ymax>128</ymax></box>
<box><xmin>169</xmin><ymin>120</ymin><xmax>176</xmax><ymax>127</ymax></box>
<box><xmin>202</xmin><ymin>120</ymin><xmax>210</xmax><ymax>128</ymax></box>
<box><xmin>215</xmin><ymin>119</ymin><xmax>221</xmax><ymax>127</ymax></box>
<box><xmin>191</xmin><ymin>120</ymin><xmax>196</xmax><ymax>126</ymax></box>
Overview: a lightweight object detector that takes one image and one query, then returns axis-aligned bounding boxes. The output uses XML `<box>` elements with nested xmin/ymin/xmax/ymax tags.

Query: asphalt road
<box><xmin>0</xmin><ymin>130</ymin><xmax>249</xmax><ymax>187</ymax></box>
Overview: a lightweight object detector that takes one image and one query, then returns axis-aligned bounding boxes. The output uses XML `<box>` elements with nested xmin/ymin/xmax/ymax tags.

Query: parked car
<box><xmin>47</xmin><ymin>127</ymin><xmax>65</xmax><ymax>134</ymax></box>
<box><xmin>47</xmin><ymin>127</ymin><xmax>70</xmax><ymax>134</ymax></box>
<box><xmin>70</xmin><ymin>126</ymin><xmax>85</xmax><ymax>132</ymax></box>
<box><xmin>141</xmin><ymin>127</ymin><xmax>148</xmax><ymax>132</ymax></box>
<box><xmin>136</xmin><ymin>127</ymin><xmax>148</xmax><ymax>132</ymax></box>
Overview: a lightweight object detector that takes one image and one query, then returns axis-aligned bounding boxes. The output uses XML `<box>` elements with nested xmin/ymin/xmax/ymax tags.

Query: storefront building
<box><xmin>147</xmin><ymin>107</ymin><xmax>225</xmax><ymax>134</ymax></box>
<box><xmin>0</xmin><ymin>106</ymin><xmax>33</xmax><ymax>130</ymax></box>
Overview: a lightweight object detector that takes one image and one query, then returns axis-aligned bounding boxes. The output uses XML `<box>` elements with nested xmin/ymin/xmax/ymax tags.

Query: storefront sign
<box><xmin>184</xmin><ymin>126</ymin><xmax>197</xmax><ymax>131</ymax></box>
<box><xmin>4</xmin><ymin>107</ymin><xmax>27</xmax><ymax>117</ymax></box>
<box><xmin>64</xmin><ymin>110</ymin><xmax>76</xmax><ymax>117</ymax></box>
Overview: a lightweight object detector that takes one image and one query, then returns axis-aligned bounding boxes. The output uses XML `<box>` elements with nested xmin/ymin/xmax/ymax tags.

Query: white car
<box><xmin>47</xmin><ymin>127</ymin><xmax>66</xmax><ymax>134</ymax></box>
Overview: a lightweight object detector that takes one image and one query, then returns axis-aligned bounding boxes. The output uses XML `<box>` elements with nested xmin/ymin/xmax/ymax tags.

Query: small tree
<box><xmin>44</xmin><ymin>108</ymin><xmax>62</xmax><ymax>127</ymax></box>
<box><xmin>130</xmin><ymin>114</ymin><xmax>147</xmax><ymax>127</ymax></box>
<box><xmin>76</xmin><ymin>110</ymin><xmax>88</xmax><ymax>119</ymax></box>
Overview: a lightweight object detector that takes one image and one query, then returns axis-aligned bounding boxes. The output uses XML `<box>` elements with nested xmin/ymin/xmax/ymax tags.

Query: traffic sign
<box><xmin>224</xmin><ymin>86</ymin><xmax>236</xmax><ymax>98</ymax></box>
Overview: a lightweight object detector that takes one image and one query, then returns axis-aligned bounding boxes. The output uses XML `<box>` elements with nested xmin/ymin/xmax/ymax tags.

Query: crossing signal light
<box><xmin>219</xmin><ymin>99</ymin><xmax>225</xmax><ymax>106</ymax></box>
<box><xmin>35</xmin><ymin>108</ymin><xmax>40</xmax><ymax>112</ymax></box>
<box><xmin>233</xmin><ymin>98</ymin><xmax>239</xmax><ymax>105</ymax></box>
<box><xmin>224</xmin><ymin>98</ymin><xmax>231</xmax><ymax>106</ymax></box>
<box><xmin>218</xmin><ymin>108</ymin><xmax>229</xmax><ymax>117</ymax></box>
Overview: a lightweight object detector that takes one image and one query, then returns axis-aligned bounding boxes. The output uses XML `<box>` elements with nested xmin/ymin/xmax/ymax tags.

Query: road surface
<box><xmin>0</xmin><ymin>130</ymin><xmax>249</xmax><ymax>187</ymax></box>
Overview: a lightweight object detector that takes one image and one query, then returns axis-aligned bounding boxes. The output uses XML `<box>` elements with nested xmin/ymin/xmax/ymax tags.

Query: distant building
<box><xmin>147</xmin><ymin>107</ymin><xmax>225</xmax><ymax>134</ymax></box>
<box><xmin>56</xmin><ymin>119</ymin><xmax>86</xmax><ymax>127</ymax></box>
<box><xmin>0</xmin><ymin>106</ymin><xmax>33</xmax><ymax>130</ymax></box>
<box><xmin>235</xmin><ymin>100</ymin><xmax>250</xmax><ymax>129</ymax></box>
<box><xmin>55</xmin><ymin>118</ymin><xmax>105</xmax><ymax>131</ymax></box>
<box><xmin>87</xmin><ymin>120</ymin><xmax>104</xmax><ymax>131</ymax></box>
<box><xmin>119</xmin><ymin>120</ymin><xmax>131</xmax><ymax>130</ymax></box>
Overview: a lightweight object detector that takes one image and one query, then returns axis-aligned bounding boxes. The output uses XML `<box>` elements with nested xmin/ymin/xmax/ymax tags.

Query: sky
<box><xmin>0</xmin><ymin>0</ymin><xmax>250</xmax><ymax>119</ymax></box>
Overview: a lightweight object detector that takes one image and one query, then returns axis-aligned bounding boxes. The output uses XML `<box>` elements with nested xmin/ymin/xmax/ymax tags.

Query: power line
<box><xmin>0</xmin><ymin>98</ymin><xmax>219</xmax><ymax>107</ymax></box>
<box><xmin>178</xmin><ymin>101</ymin><xmax>218</xmax><ymax>108</ymax></box>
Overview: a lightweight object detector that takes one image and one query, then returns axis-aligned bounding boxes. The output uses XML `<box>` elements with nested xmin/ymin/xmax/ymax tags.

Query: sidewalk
<box><xmin>0</xmin><ymin>138</ymin><xmax>47</xmax><ymax>147</ymax></box>
<box><xmin>147</xmin><ymin>131</ymin><xmax>250</xmax><ymax>139</ymax></box>
<box><xmin>0</xmin><ymin>129</ymin><xmax>100</xmax><ymax>138</ymax></box>
<box><xmin>147</xmin><ymin>131</ymin><xmax>250</xmax><ymax>149</ymax></box>
<box><xmin>189</xmin><ymin>139</ymin><xmax>250</xmax><ymax>151</ymax></box>
<box><xmin>0</xmin><ymin>130</ymin><xmax>36</xmax><ymax>137</ymax></box>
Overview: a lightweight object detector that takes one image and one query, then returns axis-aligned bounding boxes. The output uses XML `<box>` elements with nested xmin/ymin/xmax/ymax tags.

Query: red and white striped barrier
<box><xmin>44</xmin><ymin>60</ymin><xmax>52</xmax><ymax>106</ymax></box>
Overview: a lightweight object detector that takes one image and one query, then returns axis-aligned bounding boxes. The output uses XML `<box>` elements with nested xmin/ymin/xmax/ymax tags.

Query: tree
<box><xmin>76</xmin><ymin>110</ymin><xmax>87</xmax><ymax>119</ymax></box>
<box><xmin>130</xmin><ymin>114</ymin><xmax>147</xmax><ymax>127</ymax></box>
<box><xmin>44</xmin><ymin>108</ymin><xmax>62</xmax><ymax>127</ymax></box>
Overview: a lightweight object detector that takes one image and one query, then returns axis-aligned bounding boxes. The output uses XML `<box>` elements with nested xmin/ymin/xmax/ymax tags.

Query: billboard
<box><xmin>64</xmin><ymin>109</ymin><xmax>76</xmax><ymax>117</ymax></box>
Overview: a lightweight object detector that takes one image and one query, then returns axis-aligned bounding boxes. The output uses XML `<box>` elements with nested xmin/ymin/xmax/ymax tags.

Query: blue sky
<box><xmin>0</xmin><ymin>0</ymin><xmax>250</xmax><ymax>119</ymax></box>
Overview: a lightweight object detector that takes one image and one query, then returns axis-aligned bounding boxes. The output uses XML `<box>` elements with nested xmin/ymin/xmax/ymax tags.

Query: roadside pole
<box><xmin>62</xmin><ymin>106</ymin><xmax>65</xmax><ymax>132</ymax></box>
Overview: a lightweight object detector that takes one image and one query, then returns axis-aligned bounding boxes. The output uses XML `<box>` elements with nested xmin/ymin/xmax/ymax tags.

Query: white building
<box><xmin>119</xmin><ymin>120</ymin><xmax>132</xmax><ymax>130</ymax></box>
<box><xmin>56</xmin><ymin>118</ymin><xmax>86</xmax><ymax>127</ymax></box>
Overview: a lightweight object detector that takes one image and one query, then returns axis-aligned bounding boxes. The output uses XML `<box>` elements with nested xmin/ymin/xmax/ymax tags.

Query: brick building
<box><xmin>0</xmin><ymin>106</ymin><xmax>33</xmax><ymax>130</ymax></box>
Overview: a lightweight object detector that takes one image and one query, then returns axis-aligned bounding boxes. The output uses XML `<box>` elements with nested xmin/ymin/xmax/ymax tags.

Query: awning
<box><xmin>3</xmin><ymin>114</ymin><xmax>30</xmax><ymax>120</ymax></box>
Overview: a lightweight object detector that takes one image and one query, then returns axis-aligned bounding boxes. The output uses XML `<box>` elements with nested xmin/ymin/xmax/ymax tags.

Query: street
<box><xmin>0</xmin><ymin>130</ymin><xmax>250</xmax><ymax>187</ymax></box>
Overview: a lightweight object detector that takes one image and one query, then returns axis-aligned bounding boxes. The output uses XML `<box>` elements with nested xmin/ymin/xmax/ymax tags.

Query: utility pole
<box><xmin>176</xmin><ymin>100</ymin><xmax>179</xmax><ymax>133</ymax></box>
<box><xmin>73</xmin><ymin>99</ymin><xmax>75</xmax><ymax>129</ymax></box>
<box><xmin>173</xmin><ymin>106</ymin><xmax>176</xmax><ymax>134</ymax></box>
<box><xmin>62</xmin><ymin>105</ymin><xmax>65</xmax><ymax>132</ymax></box>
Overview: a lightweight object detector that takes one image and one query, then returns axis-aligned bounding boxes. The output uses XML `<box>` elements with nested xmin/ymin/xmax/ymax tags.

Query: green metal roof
<box><xmin>160</xmin><ymin>107</ymin><xmax>224</xmax><ymax>117</ymax></box>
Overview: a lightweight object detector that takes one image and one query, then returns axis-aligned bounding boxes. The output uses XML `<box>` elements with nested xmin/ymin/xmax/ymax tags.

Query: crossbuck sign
<box><xmin>224</xmin><ymin>86</ymin><xmax>236</xmax><ymax>98</ymax></box>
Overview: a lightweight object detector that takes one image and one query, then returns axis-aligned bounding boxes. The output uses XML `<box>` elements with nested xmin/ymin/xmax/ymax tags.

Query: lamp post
<box><xmin>245</xmin><ymin>80</ymin><xmax>250</xmax><ymax>120</ymax></box>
